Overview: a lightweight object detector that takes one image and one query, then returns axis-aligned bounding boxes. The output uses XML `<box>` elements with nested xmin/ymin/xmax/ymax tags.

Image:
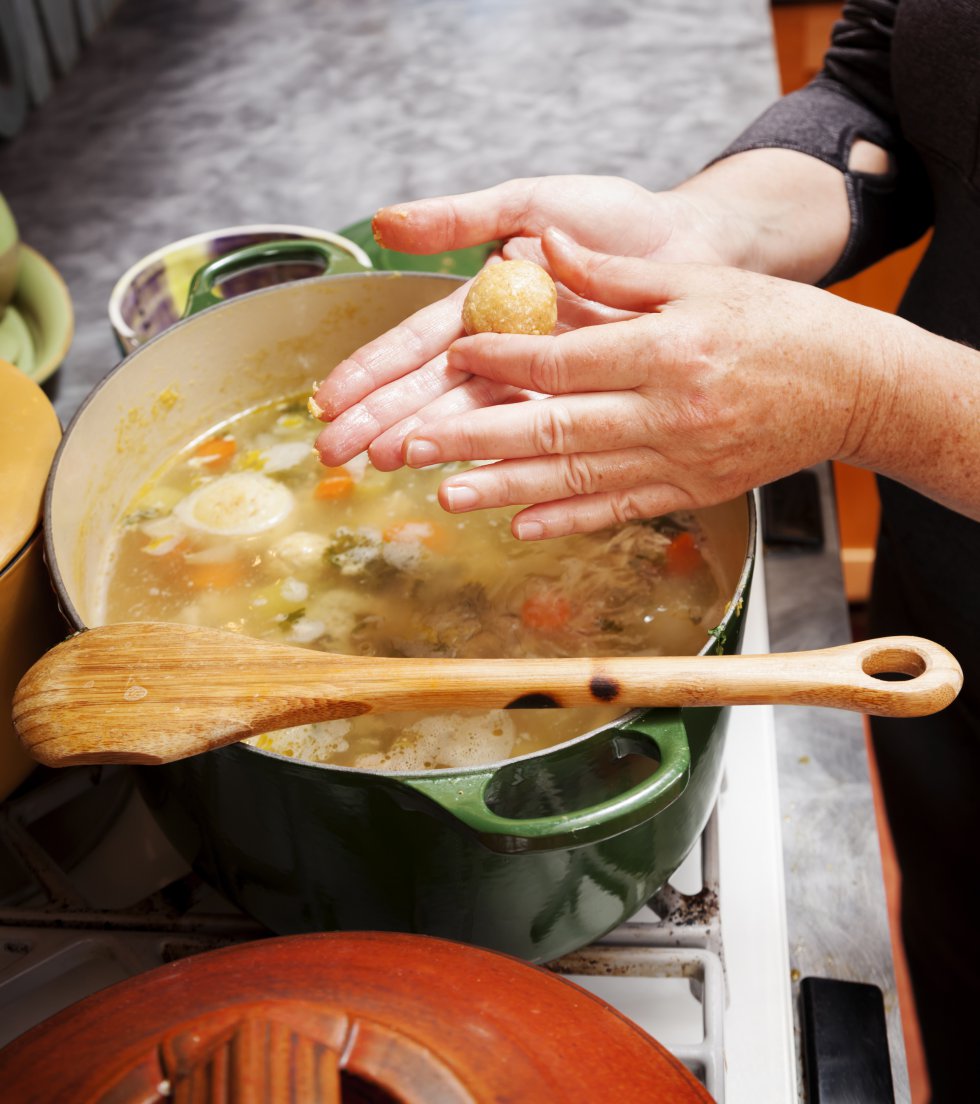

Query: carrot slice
<box><xmin>383</xmin><ymin>519</ymin><xmax>446</xmax><ymax>551</ymax></box>
<box><xmin>192</xmin><ymin>436</ymin><xmax>237</xmax><ymax>467</ymax></box>
<box><xmin>186</xmin><ymin>559</ymin><xmax>248</xmax><ymax>589</ymax></box>
<box><xmin>666</xmin><ymin>531</ymin><xmax>702</xmax><ymax>576</ymax></box>
<box><xmin>521</xmin><ymin>592</ymin><xmax>571</xmax><ymax>631</ymax></box>
<box><xmin>314</xmin><ymin>468</ymin><xmax>354</xmax><ymax>500</ymax></box>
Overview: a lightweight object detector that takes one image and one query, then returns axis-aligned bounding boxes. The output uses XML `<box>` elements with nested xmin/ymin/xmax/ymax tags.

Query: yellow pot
<box><xmin>0</xmin><ymin>359</ymin><xmax>63</xmax><ymax>798</ymax></box>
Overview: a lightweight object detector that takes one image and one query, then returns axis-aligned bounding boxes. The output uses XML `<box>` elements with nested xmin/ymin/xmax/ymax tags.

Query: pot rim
<box><xmin>45</xmin><ymin>269</ymin><xmax>757</xmax><ymax>782</ymax></box>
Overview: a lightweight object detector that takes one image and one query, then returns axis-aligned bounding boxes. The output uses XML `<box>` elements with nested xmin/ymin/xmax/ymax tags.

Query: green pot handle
<box><xmin>182</xmin><ymin>237</ymin><xmax>371</xmax><ymax>317</ymax></box>
<box><xmin>399</xmin><ymin>711</ymin><xmax>691</xmax><ymax>854</ymax></box>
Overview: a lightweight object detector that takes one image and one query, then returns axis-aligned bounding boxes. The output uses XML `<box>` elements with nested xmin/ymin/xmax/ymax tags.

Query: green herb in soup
<box><xmin>102</xmin><ymin>396</ymin><xmax>726</xmax><ymax>770</ymax></box>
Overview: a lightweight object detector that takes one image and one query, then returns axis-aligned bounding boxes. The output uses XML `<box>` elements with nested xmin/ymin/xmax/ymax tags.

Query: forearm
<box><xmin>682</xmin><ymin>0</ymin><xmax>931</xmax><ymax>287</ymax></box>
<box><xmin>673</xmin><ymin>148</ymin><xmax>852</xmax><ymax>283</ymax></box>
<box><xmin>846</xmin><ymin>318</ymin><xmax>980</xmax><ymax>521</ymax></box>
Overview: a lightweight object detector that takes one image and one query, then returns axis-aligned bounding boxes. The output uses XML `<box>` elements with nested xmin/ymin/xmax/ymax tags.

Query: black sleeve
<box><xmin>718</xmin><ymin>0</ymin><xmax>932</xmax><ymax>284</ymax></box>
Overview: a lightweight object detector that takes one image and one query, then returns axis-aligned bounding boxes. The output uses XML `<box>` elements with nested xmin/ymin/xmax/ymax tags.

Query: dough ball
<box><xmin>462</xmin><ymin>260</ymin><xmax>558</xmax><ymax>336</ymax></box>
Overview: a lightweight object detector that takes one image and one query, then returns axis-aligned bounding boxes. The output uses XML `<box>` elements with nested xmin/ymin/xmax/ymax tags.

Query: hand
<box><xmin>313</xmin><ymin>175</ymin><xmax>758</xmax><ymax>470</ymax></box>
<box><xmin>395</xmin><ymin>229</ymin><xmax>899</xmax><ymax>539</ymax></box>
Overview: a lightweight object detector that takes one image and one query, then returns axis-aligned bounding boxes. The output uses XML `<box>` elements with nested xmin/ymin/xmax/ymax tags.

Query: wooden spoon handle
<box><xmin>12</xmin><ymin>623</ymin><xmax>962</xmax><ymax>767</ymax></box>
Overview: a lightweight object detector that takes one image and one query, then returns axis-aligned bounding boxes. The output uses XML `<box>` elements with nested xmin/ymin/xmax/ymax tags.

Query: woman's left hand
<box><xmin>385</xmin><ymin>228</ymin><xmax>900</xmax><ymax>539</ymax></box>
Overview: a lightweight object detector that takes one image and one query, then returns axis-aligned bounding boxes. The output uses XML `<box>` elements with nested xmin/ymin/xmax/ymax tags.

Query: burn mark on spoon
<box><xmin>506</xmin><ymin>693</ymin><xmax>559</xmax><ymax>709</ymax></box>
<box><xmin>589</xmin><ymin>675</ymin><xmax>620</xmax><ymax>702</ymax></box>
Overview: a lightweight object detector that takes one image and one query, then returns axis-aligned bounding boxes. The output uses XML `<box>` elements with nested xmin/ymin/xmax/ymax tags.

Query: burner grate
<box><xmin>550</xmin><ymin>805</ymin><xmax>726</xmax><ymax>1101</ymax></box>
<box><xmin>551</xmin><ymin>945</ymin><xmax>724</xmax><ymax>1094</ymax></box>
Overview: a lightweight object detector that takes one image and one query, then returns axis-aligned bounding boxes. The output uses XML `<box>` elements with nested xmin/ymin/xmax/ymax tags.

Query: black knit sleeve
<box><xmin>718</xmin><ymin>0</ymin><xmax>932</xmax><ymax>284</ymax></box>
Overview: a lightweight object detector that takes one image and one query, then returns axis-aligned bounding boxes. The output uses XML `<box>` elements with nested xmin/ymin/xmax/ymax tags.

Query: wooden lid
<box><xmin>0</xmin><ymin>932</ymin><xmax>713</xmax><ymax>1102</ymax></box>
<box><xmin>0</xmin><ymin>358</ymin><xmax>60</xmax><ymax>570</ymax></box>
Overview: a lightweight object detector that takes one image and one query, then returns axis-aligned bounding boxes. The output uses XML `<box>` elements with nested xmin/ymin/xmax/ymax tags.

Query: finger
<box><xmin>403</xmin><ymin>392</ymin><xmax>657</xmax><ymax>467</ymax></box>
<box><xmin>312</xmin><ymin>280</ymin><xmax>470</xmax><ymax>418</ymax></box>
<box><xmin>315</xmin><ymin>352</ymin><xmax>469</xmax><ymax>467</ymax></box>
<box><xmin>438</xmin><ymin>448</ymin><xmax>666</xmax><ymax>512</ymax></box>
<box><xmin>509</xmin><ymin>483</ymin><xmax>698</xmax><ymax>541</ymax></box>
<box><xmin>542</xmin><ymin>227</ymin><xmax>689</xmax><ymax>312</ymax></box>
<box><xmin>373</xmin><ymin>178</ymin><xmax>550</xmax><ymax>253</ymax></box>
<box><xmin>368</xmin><ymin>378</ymin><xmax>531</xmax><ymax>471</ymax></box>
<box><xmin>501</xmin><ymin>236</ymin><xmax>546</xmax><ymax>266</ymax></box>
<box><xmin>554</xmin><ymin>293</ymin><xmax>638</xmax><ymax>330</ymax></box>
<box><xmin>447</xmin><ymin>317</ymin><xmax>656</xmax><ymax>395</ymax></box>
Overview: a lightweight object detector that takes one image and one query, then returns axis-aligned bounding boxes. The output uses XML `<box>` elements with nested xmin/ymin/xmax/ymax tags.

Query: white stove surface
<box><xmin>714</xmin><ymin>585</ymin><xmax>797</xmax><ymax>1101</ymax></box>
<box><xmin>559</xmin><ymin>551</ymin><xmax>797</xmax><ymax>1102</ymax></box>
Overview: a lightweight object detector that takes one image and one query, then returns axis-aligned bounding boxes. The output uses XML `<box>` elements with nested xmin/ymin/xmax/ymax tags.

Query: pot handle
<box><xmin>398</xmin><ymin>711</ymin><xmax>691</xmax><ymax>854</ymax></box>
<box><xmin>182</xmin><ymin>237</ymin><xmax>372</xmax><ymax>316</ymax></box>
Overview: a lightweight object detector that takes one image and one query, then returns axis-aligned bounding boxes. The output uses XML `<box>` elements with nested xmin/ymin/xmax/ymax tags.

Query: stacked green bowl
<box><xmin>0</xmin><ymin>193</ymin><xmax>74</xmax><ymax>384</ymax></box>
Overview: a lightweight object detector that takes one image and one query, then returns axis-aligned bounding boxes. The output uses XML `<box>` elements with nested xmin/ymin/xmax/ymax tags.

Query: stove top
<box><xmin>0</xmin><ymin>545</ymin><xmax>794</xmax><ymax>1102</ymax></box>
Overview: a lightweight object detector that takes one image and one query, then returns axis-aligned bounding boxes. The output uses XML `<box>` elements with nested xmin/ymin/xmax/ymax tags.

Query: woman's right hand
<box><xmin>313</xmin><ymin>175</ymin><xmax>757</xmax><ymax>470</ymax></box>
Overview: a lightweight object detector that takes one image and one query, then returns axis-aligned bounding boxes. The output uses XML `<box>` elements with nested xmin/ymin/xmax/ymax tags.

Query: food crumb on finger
<box><xmin>308</xmin><ymin>394</ymin><xmax>325</xmax><ymax>419</ymax></box>
<box><xmin>372</xmin><ymin>207</ymin><xmax>409</xmax><ymax>247</ymax></box>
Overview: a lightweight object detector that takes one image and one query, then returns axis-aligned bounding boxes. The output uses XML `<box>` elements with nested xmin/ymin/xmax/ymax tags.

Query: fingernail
<box><xmin>444</xmin><ymin>484</ymin><xmax>480</xmax><ymax>512</ymax></box>
<box><xmin>405</xmin><ymin>438</ymin><xmax>441</xmax><ymax>467</ymax></box>
<box><xmin>373</xmin><ymin>206</ymin><xmax>409</xmax><ymax>247</ymax></box>
<box><xmin>514</xmin><ymin>519</ymin><xmax>546</xmax><ymax>541</ymax></box>
<box><xmin>446</xmin><ymin>345</ymin><xmax>467</xmax><ymax>371</ymax></box>
<box><xmin>312</xmin><ymin>382</ymin><xmax>342</xmax><ymax>419</ymax></box>
<box><xmin>544</xmin><ymin>226</ymin><xmax>575</xmax><ymax>249</ymax></box>
<box><xmin>314</xmin><ymin>436</ymin><xmax>340</xmax><ymax>467</ymax></box>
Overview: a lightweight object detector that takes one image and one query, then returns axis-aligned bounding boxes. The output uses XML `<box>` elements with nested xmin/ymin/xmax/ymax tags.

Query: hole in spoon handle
<box><xmin>850</xmin><ymin>635</ymin><xmax>962</xmax><ymax>716</ymax></box>
<box><xmin>860</xmin><ymin>642</ymin><xmax>928</xmax><ymax>681</ymax></box>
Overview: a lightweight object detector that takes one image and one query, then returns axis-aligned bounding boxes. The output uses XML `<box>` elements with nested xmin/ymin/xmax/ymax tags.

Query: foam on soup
<box><xmin>102</xmin><ymin>396</ymin><xmax>728</xmax><ymax>770</ymax></box>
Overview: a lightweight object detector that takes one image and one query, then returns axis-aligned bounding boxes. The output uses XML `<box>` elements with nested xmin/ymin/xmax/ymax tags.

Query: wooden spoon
<box><xmin>12</xmin><ymin>622</ymin><xmax>962</xmax><ymax>767</ymax></box>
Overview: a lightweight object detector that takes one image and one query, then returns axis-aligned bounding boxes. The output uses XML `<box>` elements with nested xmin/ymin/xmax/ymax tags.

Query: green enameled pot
<box><xmin>45</xmin><ymin>266</ymin><xmax>754</xmax><ymax>964</ymax></box>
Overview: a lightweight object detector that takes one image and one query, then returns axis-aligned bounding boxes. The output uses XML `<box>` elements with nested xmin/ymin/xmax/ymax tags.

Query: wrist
<box><xmin>833</xmin><ymin>314</ymin><xmax>980</xmax><ymax>524</ymax></box>
<box><xmin>831</xmin><ymin>308</ymin><xmax>908</xmax><ymax>470</ymax></box>
<box><xmin>664</xmin><ymin>183</ymin><xmax>760</xmax><ymax>270</ymax></box>
<box><xmin>674</xmin><ymin>149</ymin><xmax>851</xmax><ymax>282</ymax></box>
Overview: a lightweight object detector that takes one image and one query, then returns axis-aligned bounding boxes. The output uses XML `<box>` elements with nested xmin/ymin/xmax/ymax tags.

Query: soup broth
<box><xmin>102</xmin><ymin>396</ymin><xmax>727</xmax><ymax>770</ymax></box>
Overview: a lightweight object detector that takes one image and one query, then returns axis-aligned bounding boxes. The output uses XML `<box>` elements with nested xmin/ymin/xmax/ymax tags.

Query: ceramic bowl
<box><xmin>0</xmin><ymin>245</ymin><xmax>74</xmax><ymax>384</ymax></box>
<box><xmin>107</xmin><ymin>223</ymin><xmax>373</xmax><ymax>355</ymax></box>
<box><xmin>0</xmin><ymin>300</ymin><xmax>35</xmax><ymax>376</ymax></box>
<box><xmin>0</xmin><ymin>193</ymin><xmax>20</xmax><ymax>308</ymax></box>
<box><xmin>0</xmin><ymin>358</ymin><xmax>64</xmax><ymax>799</ymax></box>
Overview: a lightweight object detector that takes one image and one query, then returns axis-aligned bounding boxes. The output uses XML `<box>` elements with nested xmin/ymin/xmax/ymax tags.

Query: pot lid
<box><xmin>0</xmin><ymin>932</ymin><xmax>713</xmax><ymax>1103</ymax></box>
<box><xmin>0</xmin><ymin>359</ymin><xmax>61</xmax><ymax>570</ymax></box>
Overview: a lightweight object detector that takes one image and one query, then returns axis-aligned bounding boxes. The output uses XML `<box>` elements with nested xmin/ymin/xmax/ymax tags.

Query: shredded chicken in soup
<box><xmin>103</xmin><ymin>396</ymin><xmax>727</xmax><ymax>770</ymax></box>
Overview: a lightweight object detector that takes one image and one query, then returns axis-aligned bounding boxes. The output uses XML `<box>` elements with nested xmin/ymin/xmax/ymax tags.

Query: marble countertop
<box><xmin>2</xmin><ymin>0</ymin><xmax>779</xmax><ymax>425</ymax></box>
<box><xmin>0</xmin><ymin>0</ymin><xmax>905</xmax><ymax>1097</ymax></box>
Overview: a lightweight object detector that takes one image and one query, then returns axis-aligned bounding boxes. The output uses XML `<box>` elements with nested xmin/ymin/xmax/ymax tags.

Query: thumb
<box><xmin>541</xmin><ymin>227</ymin><xmax>685</xmax><ymax>312</ymax></box>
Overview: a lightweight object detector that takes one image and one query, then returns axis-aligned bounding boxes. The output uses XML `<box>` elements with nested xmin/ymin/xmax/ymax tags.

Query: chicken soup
<box><xmin>102</xmin><ymin>396</ymin><xmax>728</xmax><ymax>770</ymax></box>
